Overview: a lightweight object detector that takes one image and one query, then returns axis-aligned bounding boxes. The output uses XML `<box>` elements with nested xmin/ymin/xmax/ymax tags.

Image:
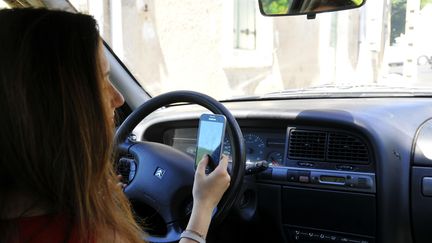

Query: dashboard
<box><xmin>130</xmin><ymin>97</ymin><xmax>432</xmax><ymax>243</ymax></box>
<box><xmin>163</xmin><ymin>128</ymin><xmax>286</xmax><ymax>165</ymax></box>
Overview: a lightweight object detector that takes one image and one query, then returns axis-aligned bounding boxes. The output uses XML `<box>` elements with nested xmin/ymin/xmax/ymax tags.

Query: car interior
<box><xmin>3</xmin><ymin>0</ymin><xmax>432</xmax><ymax>242</ymax></box>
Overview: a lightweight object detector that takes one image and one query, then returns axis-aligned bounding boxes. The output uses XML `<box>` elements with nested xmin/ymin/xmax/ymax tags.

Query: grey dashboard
<box><xmin>131</xmin><ymin>97</ymin><xmax>432</xmax><ymax>243</ymax></box>
<box><xmin>162</xmin><ymin>128</ymin><xmax>285</xmax><ymax>165</ymax></box>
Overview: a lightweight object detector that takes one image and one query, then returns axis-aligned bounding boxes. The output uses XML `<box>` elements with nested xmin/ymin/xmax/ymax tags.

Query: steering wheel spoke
<box><xmin>124</xmin><ymin>142</ymin><xmax>194</xmax><ymax>219</ymax></box>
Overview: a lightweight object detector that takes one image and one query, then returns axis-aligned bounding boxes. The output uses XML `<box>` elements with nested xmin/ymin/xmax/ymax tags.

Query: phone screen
<box><xmin>195</xmin><ymin>114</ymin><xmax>226</xmax><ymax>169</ymax></box>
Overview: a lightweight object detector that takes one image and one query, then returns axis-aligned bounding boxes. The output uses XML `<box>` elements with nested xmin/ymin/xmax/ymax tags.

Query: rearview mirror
<box><xmin>258</xmin><ymin>0</ymin><xmax>365</xmax><ymax>18</ymax></box>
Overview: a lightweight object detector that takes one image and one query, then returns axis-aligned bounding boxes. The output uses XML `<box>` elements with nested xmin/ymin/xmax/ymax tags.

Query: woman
<box><xmin>0</xmin><ymin>8</ymin><xmax>230</xmax><ymax>243</ymax></box>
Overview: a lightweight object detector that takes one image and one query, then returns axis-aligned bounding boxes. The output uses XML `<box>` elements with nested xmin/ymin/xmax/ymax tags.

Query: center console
<box><xmin>257</xmin><ymin>127</ymin><xmax>376</xmax><ymax>243</ymax></box>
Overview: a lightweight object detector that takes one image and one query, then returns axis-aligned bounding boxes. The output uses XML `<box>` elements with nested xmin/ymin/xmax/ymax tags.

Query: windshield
<box><xmin>3</xmin><ymin>0</ymin><xmax>432</xmax><ymax>100</ymax></box>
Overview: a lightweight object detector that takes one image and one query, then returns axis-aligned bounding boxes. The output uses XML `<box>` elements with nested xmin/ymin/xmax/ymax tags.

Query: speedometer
<box><xmin>244</xmin><ymin>133</ymin><xmax>265</xmax><ymax>162</ymax></box>
<box><xmin>223</xmin><ymin>137</ymin><xmax>232</xmax><ymax>158</ymax></box>
<box><xmin>222</xmin><ymin>134</ymin><xmax>266</xmax><ymax>162</ymax></box>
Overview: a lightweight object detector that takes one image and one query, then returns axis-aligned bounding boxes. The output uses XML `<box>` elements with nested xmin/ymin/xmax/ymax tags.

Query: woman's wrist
<box><xmin>193</xmin><ymin>199</ymin><xmax>215</xmax><ymax>213</ymax></box>
<box><xmin>185</xmin><ymin>201</ymin><xmax>215</xmax><ymax>238</ymax></box>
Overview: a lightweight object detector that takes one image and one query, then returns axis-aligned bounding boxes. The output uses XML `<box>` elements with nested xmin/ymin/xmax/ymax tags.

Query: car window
<box><xmin>2</xmin><ymin>0</ymin><xmax>432</xmax><ymax>100</ymax></box>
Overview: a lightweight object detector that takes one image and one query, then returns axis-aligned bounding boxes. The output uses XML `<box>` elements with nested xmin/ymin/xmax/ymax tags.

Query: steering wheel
<box><xmin>115</xmin><ymin>91</ymin><xmax>246</xmax><ymax>243</ymax></box>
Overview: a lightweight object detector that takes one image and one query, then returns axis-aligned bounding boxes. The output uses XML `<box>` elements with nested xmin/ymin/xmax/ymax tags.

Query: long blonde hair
<box><xmin>0</xmin><ymin>8</ymin><xmax>143</xmax><ymax>243</ymax></box>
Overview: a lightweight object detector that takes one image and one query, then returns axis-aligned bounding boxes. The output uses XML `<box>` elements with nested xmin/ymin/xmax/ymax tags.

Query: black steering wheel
<box><xmin>115</xmin><ymin>91</ymin><xmax>246</xmax><ymax>243</ymax></box>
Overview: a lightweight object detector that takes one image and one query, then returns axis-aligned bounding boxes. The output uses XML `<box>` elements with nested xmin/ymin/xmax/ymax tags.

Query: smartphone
<box><xmin>195</xmin><ymin>113</ymin><xmax>227</xmax><ymax>172</ymax></box>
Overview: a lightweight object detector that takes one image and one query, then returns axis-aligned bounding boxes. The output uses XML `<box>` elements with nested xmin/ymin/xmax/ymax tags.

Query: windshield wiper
<box><xmin>263</xmin><ymin>84</ymin><xmax>432</xmax><ymax>98</ymax></box>
<box><xmin>270</xmin><ymin>84</ymin><xmax>394</xmax><ymax>93</ymax></box>
<box><xmin>221</xmin><ymin>84</ymin><xmax>432</xmax><ymax>101</ymax></box>
<box><xmin>220</xmin><ymin>94</ymin><xmax>262</xmax><ymax>102</ymax></box>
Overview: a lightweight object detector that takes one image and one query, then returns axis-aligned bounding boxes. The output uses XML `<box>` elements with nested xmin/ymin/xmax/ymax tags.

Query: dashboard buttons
<box><xmin>308</xmin><ymin>170</ymin><xmax>375</xmax><ymax>192</ymax></box>
<box><xmin>299</xmin><ymin>175</ymin><xmax>310</xmax><ymax>183</ymax></box>
<box><xmin>256</xmin><ymin>166</ymin><xmax>375</xmax><ymax>193</ymax></box>
<box><xmin>287</xmin><ymin>170</ymin><xmax>311</xmax><ymax>183</ymax></box>
<box><xmin>422</xmin><ymin>177</ymin><xmax>432</xmax><ymax>196</ymax></box>
<box><xmin>298</xmin><ymin>171</ymin><xmax>311</xmax><ymax>182</ymax></box>
<box><xmin>287</xmin><ymin>170</ymin><xmax>299</xmax><ymax>182</ymax></box>
<box><xmin>298</xmin><ymin>161</ymin><xmax>315</xmax><ymax>167</ymax></box>
<box><xmin>357</xmin><ymin>177</ymin><xmax>372</xmax><ymax>189</ymax></box>
<box><xmin>245</xmin><ymin>161</ymin><xmax>269</xmax><ymax>175</ymax></box>
<box><xmin>336</xmin><ymin>164</ymin><xmax>355</xmax><ymax>171</ymax></box>
<box><xmin>290</xmin><ymin>228</ymin><xmax>371</xmax><ymax>243</ymax></box>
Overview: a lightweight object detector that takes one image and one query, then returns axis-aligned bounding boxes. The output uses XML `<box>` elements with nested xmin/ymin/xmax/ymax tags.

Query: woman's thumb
<box><xmin>196</xmin><ymin>154</ymin><xmax>209</xmax><ymax>175</ymax></box>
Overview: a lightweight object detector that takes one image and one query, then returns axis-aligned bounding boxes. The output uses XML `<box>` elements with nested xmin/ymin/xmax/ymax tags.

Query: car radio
<box><xmin>257</xmin><ymin>166</ymin><xmax>376</xmax><ymax>193</ymax></box>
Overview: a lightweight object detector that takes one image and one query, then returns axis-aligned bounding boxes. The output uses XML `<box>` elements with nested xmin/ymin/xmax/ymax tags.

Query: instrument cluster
<box><xmin>163</xmin><ymin>128</ymin><xmax>286</xmax><ymax>166</ymax></box>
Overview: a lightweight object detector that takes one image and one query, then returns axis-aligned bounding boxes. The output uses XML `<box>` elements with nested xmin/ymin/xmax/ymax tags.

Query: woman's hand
<box><xmin>180</xmin><ymin>155</ymin><xmax>230</xmax><ymax>242</ymax></box>
<box><xmin>116</xmin><ymin>175</ymin><xmax>126</xmax><ymax>189</ymax></box>
<box><xmin>193</xmin><ymin>154</ymin><xmax>231</xmax><ymax>210</ymax></box>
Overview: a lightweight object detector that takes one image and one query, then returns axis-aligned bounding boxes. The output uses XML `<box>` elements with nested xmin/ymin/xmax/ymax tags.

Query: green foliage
<box><xmin>260</xmin><ymin>0</ymin><xmax>291</xmax><ymax>14</ymax></box>
<box><xmin>196</xmin><ymin>148</ymin><xmax>212</xmax><ymax>165</ymax></box>
<box><xmin>421</xmin><ymin>0</ymin><xmax>432</xmax><ymax>8</ymax></box>
<box><xmin>390</xmin><ymin>0</ymin><xmax>406</xmax><ymax>44</ymax></box>
<box><xmin>352</xmin><ymin>0</ymin><xmax>363</xmax><ymax>6</ymax></box>
<box><xmin>390</xmin><ymin>0</ymin><xmax>431</xmax><ymax>45</ymax></box>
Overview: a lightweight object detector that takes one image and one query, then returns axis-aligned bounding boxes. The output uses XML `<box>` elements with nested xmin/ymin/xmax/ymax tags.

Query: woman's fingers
<box><xmin>116</xmin><ymin>174</ymin><xmax>126</xmax><ymax>188</ymax></box>
<box><xmin>216</xmin><ymin>155</ymin><xmax>229</xmax><ymax>171</ymax></box>
<box><xmin>192</xmin><ymin>154</ymin><xmax>232</xmax><ymax>211</ymax></box>
<box><xmin>215</xmin><ymin>155</ymin><xmax>231</xmax><ymax>185</ymax></box>
<box><xmin>196</xmin><ymin>154</ymin><xmax>209</xmax><ymax>175</ymax></box>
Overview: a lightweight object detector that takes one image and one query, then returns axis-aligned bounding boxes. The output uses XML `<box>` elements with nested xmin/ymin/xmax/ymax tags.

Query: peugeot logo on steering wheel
<box><xmin>154</xmin><ymin>167</ymin><xmax>165</xmax><ymax>179</ymax></box>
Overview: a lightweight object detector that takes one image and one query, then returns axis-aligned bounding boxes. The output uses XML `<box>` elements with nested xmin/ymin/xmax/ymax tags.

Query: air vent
<box><xmin>289</xmin><ymin>130</ymin><xmax>326</xmax><ymax>160</ymax></box>
<box><xmin>327</xmin><ymin>132</ymin><xmax>369</xmax><ymax>164</ymax></box>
